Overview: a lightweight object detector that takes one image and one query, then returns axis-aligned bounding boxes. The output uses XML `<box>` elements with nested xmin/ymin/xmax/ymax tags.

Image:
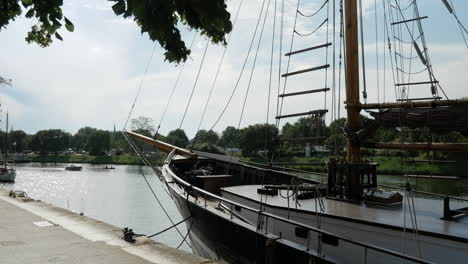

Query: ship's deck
<box><xmin>221</xmin><ymin>185</ymin><xmax>468</xmax><ymax>241</ymax></box>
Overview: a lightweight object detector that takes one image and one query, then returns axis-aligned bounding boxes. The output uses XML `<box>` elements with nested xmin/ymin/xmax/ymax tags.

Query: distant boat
<box><xmin>103</xmin><ymin>165</ymin><xmax>115</xmax><ymax>169</ymax></box>
<box><xmin>65</xmin><ymin>164</ymin><xmax>82</xmax><ymax>171</ymax></box>
<box><xmin>0</xmin><ymin>164</ymin><xmax>16</xmax><ymax>182</ymax></box>
<box><xmin>0</xmin><ymin>112</ymin><xmax>15</xmax><ymax>182</ymax></box>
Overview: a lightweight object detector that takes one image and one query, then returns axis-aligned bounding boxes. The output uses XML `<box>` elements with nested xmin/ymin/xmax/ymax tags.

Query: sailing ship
<box><xmin>124</xmin><ymin>0</ymin><xmax>468</xmax><ymax>263</ymax></box>
<box><xmin>0</xmin><ymin>112</ymin><xmax>16</xmax><ymax>182</ymax></box>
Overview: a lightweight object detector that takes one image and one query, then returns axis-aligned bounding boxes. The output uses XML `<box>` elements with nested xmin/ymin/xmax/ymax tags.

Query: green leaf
<box><xmin>112</xmin><ymin>0</ymin><xmax>126</xmax><ymax>16</ymax></box>
<box><xmin>55</xmin><ymin>32</ymin><xmax>63</xmax><ymax>41</ymax></box>
<box><xmin>25</xmin><ymin>9</ymin><xmax>35</xmax><ymax>18</ymax></box>
<box><xmin>64</xmin><ymin>17</ymin><xmax>74</xmax><ymax>32</ymax></box>
<box><xmin>21</xmin><ymin>0</ymin><xmax>33</xmax><ymax>7</ymax></box>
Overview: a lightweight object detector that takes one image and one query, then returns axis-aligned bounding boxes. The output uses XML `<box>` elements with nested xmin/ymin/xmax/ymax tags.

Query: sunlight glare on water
<box><xmin>0</xmin><ymin>163</ymin><xmax>189</xmax><ymax>251</ymax></box>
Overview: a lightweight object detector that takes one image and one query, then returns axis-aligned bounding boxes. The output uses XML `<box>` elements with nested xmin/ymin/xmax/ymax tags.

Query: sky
<box><xmin>0</xmin><ymin>0</ymin><xmax>467</xmax><ymax>137</ymax></box>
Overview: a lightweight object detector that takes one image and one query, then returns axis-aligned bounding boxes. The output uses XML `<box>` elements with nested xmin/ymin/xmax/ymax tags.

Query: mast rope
<box><xmin>358</xmin><ymin>0</ymin><xmax>368</xmax><ymax>101</ymax></box>
<box><xmin>375</xmin><ymin>0</ymin><xmax>380</xmax><ymax>104</ymax></box>
<box><xmin>193</xmin><ymin>0</ymin><xmax>244</xmax><ymax>140</ymax></box>
<box><xmin>123</xmin><ymin>43</ymin><xmax>157</xmax><ymax>130</ymax></box>
<box><xmin>155</xmin><ymin>33</ymin><xmax>197</xmax><ymax>137</ymax></box>
<box><xmin>122</xmin><ymin>133</ymin><xmax>191</xmax><ymax>248</ymax></box>
<box><xmin>294</xmin><ymin>19</ymin><xmax>328</xmax><ymax>37</ymax></box>
<box><xmin>277</xmin><ymin>0</ymin><xmax>301</xmax><ymax>128</ymax></box>
<box><xmin>397</xmin><ymin>67</ymin><xmax>427</xmax><ymax>75</ymax></box>
<box><xmin>179</xmin><ymin>40</ymin><xmax>210</xmax><ymax>129</ymax></box>
<box><xmin>208</xmin><ymin>0</ymin><xmax>268</xmax><ymax>131</ymax></box>
<box><xmin>337</xmin><ymin>0</ymin><xmax>344</xmax><ymax>119</ymax></box>
<box><xmin>444</xmin><ymin>0</ymin><xmax>468</xmax><ymax>48</ymax></box>
<box><xmin>297</xmin><ymin>0</ymin><xmax>328</xmax><ymax>18</ymax></box>
<box><xmin>237</xmin><ymin>0</ymin><xmax>272</xmax><ymax>129</ymax></box>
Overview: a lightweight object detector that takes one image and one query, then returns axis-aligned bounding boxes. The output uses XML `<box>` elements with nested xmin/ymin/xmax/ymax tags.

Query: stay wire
<box><xmin>277</xmin><ymin>0</ymin><xmax>302</xmax><ymax>128</ymax></box>
<box><xmin>194</xmin><ymin>0</ymin><xmax>244</xmax><ymax>135</ymax></box>
<box><xmin>123</xmin><ymin>43</ymin><xmax>157</xmax><ymax>130</ymax></box>
<box><xmin>297</xmin><ymin>0</ymin><xmax>328</xmax><ymax>18</ymax></box>
<box><xmin>122</xmin><ymin>134</ymin><xmax>191</xmax><ymax>248</ymax></box>
<box><xmin>375</xmin><ymin>0</ymin><xmax>380</xmax><ymax>104</ymax></box>
<box><xmin>156</xmin><ymin>33</ymin><xmax>198</xmax><ymax>136</ymax></box>
<box><xmin>238</xmin><ymin>0</ymin><xmax>272</xmax><ymax>129</ymax></box>
<box><xmin>209</xmin><ymin>0</ymin><xmax>268</xmax><ymax>131</ymax></box>
<box><xmin>358</xmin><ymin>0</ymin><xmax>368</xmax><ymax>101</ymax></box>
<box><xmin>267</xmin><ymin>0</ymin><xmax>277</xmax><ymax>126</ymax></box>
<box><xmin>179</xmin><ymin>40</ymin><xmax>210</xmax><ymax>129</ymax></box>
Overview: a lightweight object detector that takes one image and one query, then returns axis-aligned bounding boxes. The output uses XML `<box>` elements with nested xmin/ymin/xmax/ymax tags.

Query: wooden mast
<box><xmin>344</xmin><ymin>0</ymin><xmax>361</xmax><ymax>162</ymax></box>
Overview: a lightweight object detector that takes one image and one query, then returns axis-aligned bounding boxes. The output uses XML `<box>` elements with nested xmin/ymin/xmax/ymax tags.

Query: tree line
<box><xmin>3</xmin><ymin>115</ymin><xmax>467</xmax><ymax>158</ymax></box>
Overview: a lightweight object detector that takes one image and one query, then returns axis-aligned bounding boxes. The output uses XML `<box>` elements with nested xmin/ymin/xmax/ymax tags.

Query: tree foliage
<box><xmin>239</xmin><ymin>124</ymin><xmax>278</xmax><ymax>158</ymax></box>
<box><xmin>87</xmin><ymin>129</ymin><xmax>111</xmax><ymax>155</ymax></box>
<box><xmin>0</xmin><ymin>0</ymin><xmax>232</xmax><ymax>62</ymax></box>
<box><xmin>192</xmin><ymin>129</ymin><xmax>219</xmax><ymax>145</ymax></box>
<box><xmin>166</xmin><ymin>128</ymin><xmax>189</xmax><ymax>148</ymax></box>
<box><xmin>218</xmin><ymin>126</ymin><xmax>240</xmax><ymax>148</ymax></box>
<box><xmin>30</xmin><ymin>129</ymin><xmax>71</xmax><ymax>155</ymax></box>
<box><xmin>0</xmin><ymin>0</ymin><xmax>74</xmax><ymax>47</ymax></box>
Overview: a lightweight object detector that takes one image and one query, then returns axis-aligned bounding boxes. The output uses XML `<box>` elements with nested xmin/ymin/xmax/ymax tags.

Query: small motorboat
<box><xmin>103</xmin><ymin>165</ymin><xmax>115</xmax><ymax>169</ymax></box>
<box><xmin>65</xmin><ymin>164</ymin><xmax>82</xmax><ymax>171</ymax></box>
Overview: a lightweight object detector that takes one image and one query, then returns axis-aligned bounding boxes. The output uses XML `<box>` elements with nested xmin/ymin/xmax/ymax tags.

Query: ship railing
<box><xmin>165</xmin><ymin>165</ymin><xmax>433</xmax><ymax>264</ymax></box>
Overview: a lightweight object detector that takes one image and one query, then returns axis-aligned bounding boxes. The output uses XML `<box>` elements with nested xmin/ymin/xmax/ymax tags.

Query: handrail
<box><xmin>164</xmin><ymin>164</ymin><xmax>434</xmax><ymax>264</ymax></box>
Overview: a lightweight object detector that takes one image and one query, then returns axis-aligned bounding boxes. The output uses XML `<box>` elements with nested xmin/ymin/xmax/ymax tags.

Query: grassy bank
<box><xmin>246</xmin><ymin>155</ymin><xmax>468</xmax><ymax>177</ymax></box>
<box><xmin>17</xmin><ymin>154</ymin><xmax>145</xmax><ymax>165</ymax></box>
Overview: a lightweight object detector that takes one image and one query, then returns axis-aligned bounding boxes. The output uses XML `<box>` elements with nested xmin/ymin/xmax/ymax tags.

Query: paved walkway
<box><xmin>0</xmin><ymin>190</ymin><xmax>215</xmax><ymax>264</ymax></box>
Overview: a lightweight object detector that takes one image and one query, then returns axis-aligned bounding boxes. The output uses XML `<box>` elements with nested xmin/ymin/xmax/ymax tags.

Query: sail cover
<box><xmin>369</xmin><ymin>106</ymin><xmax>468</xmax><ymax>136</ymax></box>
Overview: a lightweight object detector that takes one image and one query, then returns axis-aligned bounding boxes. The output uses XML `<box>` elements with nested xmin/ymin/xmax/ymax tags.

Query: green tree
<box><xmin>166</xmin><ymin>129</ymin><xmax>189</xmax><ymax>148</ymax></box>
<box><xmin>239</xmin><ymin>124</ymin><xmax>278</xmax><ymax>158</ymax></box>
<box><xmin>192</xmin><ymin>129</ymin><xmax>219</xmax><ymax>145</ymax></box>
<box><xmin>218</xmin><ymin>126</ymin><xmax>240</xmax><ymax>148</ymax></box>
<box><xmin>8</xmin><ymin>130</ymin><xmax>27</xmax><ymax>153</ymax></box>
<box><xmin>87</xmin><ymin>130</ymin><xmax>111</xmax><ymax>156</ymax></box>
<box><xmin>1</xmin><ymin>0</ymin><xmax>232</xmax><ymax>62</ymax></box>
<box><xmin>72</xmin><ymin>127</ymin><xmax>97</xmax><ymax>151</ymax></box>
<box><xmin>30</xmin><ymin>129</ymin><xmax>71</xmax><ymax>155</ymax></box>
<box><xmin>130</xmin><ymin>116</ymin><xmax>155</xmax><ymax>135</ymax></box>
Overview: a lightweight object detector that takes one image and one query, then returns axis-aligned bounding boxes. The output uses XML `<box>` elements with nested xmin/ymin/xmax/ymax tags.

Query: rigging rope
<box><xmin>209</xmin><ymin>0</ymin><xmax>268</xmax><ymax>131</ymax></box>
<box><xmin>444</xmin><ymin>0</ymin><xmax>468</xmax><ymax>48</ymax></box>
<box><xmin>358</xmin><ymin>0</ymin><xmax>368</xmax><ymax>101</ymax></box>
<box><xmin>277</xmin><ymin>0</ymin><xmax>301</xmax><ymax>128</ymax></box>
<box><xmin>179</xmin><ymin>40</ymin><xmax>210</xmax><ymax>129</ymax></box>
<box><xmin>294</xmin><ymin>19</ymin><xmax>328</xmax><ymax>37</ymax></box>
<box><xmin>122</xmin><ymin>133</ymin><xmax>191</xmax><ymax>248</ymax></box>
<box><xmin>194</xmin><ymin>0</ymin><xmax>244</xmax><ymax>137</ymax></box>
<box><xmin>297</xmin><ymin>0</ymin><xmax>328</xmax><ymax>18</ymax></box>
<box><xmin>156</xmin><ymin>33</ymin><xmax>197</xmax><ymax>137</ymax></box>
<box><xmin>237</xmin><ymin>0</ymin><xmax>272</xmax><ymax>129</ymax></box>
<box><xmin>123</xmin><ymin>43</ymin><xmax>157</xmax><ymax>130</ymax></box>
<box><xmin>375</xmin><ymin>0</ymin><xmax>380</xmax><ymax>104</ymax></box>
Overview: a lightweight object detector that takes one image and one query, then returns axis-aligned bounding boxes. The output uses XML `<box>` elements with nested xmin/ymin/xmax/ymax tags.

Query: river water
<box><xmin>0</xmin><ymin>163</ymin><xmax>188</xmax><ymax>250</ymax></box>
<box><xmin>1</xmin><ymin>163</ymin><xmax>467</xmax><ymax>252</ymax></box>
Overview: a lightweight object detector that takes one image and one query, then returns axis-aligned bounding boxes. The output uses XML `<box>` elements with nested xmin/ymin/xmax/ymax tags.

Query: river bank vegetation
<box><xmin>5</xmin><ymin>116</ymin><xmax>468</xmax><ymax>177</ymax></box>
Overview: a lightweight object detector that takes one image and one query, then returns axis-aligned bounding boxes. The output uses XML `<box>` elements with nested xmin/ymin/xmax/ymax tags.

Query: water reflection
<box><xmin>0</xmin><ymin>163</ymin><xmax>189</xmax><ymax>251</ymax></box>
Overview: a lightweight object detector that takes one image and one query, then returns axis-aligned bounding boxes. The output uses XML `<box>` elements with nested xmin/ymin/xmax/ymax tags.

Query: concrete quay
<box><xmin>0</xmin><ymin>190</ymin><xmax>216</xmax><ymax>264</ymax></box>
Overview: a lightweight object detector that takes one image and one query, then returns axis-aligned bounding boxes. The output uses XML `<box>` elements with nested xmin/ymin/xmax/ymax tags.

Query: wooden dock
<box><xmin>0</xmin><ymin>190</ymin><xmax>216</xmax><ymax>264</ymax></box>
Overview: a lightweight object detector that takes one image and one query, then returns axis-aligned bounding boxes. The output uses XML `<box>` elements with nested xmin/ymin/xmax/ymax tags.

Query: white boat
<box><xmin>0</xmin><ymin>166</ymin><xmax>16</xmax><ymax>182</ymax></box>
<box><xmin>0</xmin><ymin>112</ymin><xmax>15</xmax><ymax>183</ymax></box>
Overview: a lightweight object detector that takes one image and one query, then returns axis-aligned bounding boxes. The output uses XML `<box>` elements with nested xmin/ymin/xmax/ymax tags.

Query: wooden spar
<box><xmin>364</xmin><ymin>142</ymin><xmax>468</xmax><ymax>152</ymax></box>
<box><xmin>123</xmin><ymin>131</ymin><xmax>197</xmax><ymax>159</ymax></box>
<box><xmin>359</xmin><ymin>99</ymin><xmax>468</xmax><ymax>110</ymax></box>
<box><xmin>344</xmin><ymin>0</ymin><xmax>361</xmax><ymax>162</ymax></box>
